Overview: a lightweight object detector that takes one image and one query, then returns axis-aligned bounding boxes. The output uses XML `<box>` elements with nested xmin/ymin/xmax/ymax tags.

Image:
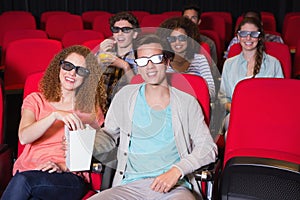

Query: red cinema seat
<box><xmin>140</xmin><ymin>14</ymin><xmax>170</xmax><ymax>33</ymax></box>
<box><xmin>220</xmin><ymin>78</ymin><xmax>300</xmax><ymax>200</ymax></box>
<box><xmin>82</xmin><ymin>11</ymin><xmax>112</xmax><ymax>29</ymax></box>
<box><xmin>1</xmin><ymin>30</ymin><xmax>48</xmax><ymax>65</ymax></box>
<box><xmin>260</xmin><ymin>11</ymin><xmax>277</xmax><ymax>32</ymax></box>
<box><xmin>45</xmin><ymin>14</ymin><xmax>83</xmax><ymax>41</ymax></box>
<box><xmin>199</xmin><ymin>14</ymin><xmax>226</xmax><ymax>48</ymax></box>
<box><xmin>0</xmin><ymin>78</ymin><xmax>13</xmax><ymax>196</ymax></box>
<box><xmin>92</xmin><ymin>13</ymin><xmax>113</xmax><ymax>38</ymax></box>
<box><xmin>0</xmin><ymin>14</ymin><xmax>36</xmax><ymax>47</ymax></box>
<box><xmin>4</xmin><ymin>38</ymin><xmax>62</xmax><ymax>92</ymax></box>
<box><xmin>162</xmin><ymin>11</ymin><xmax>181</xmax><ymax>18</ymax></box>
<box><xmin>282</xmin><ymin>15</ymin><xmax>300</xmax><ymax>53</ymax></box>
<box><xmin>40</xmin><ymin>11</ymin><xmax>71</xmax><ymax>30</ymax></box>
<box><xmin>201</xmin><ymin>12</ymin><xmax>233</xmax><ymax>45</ymax></box>
<box><xmin>82</xmin><ymin>39</ymin><xmax>104</xmax><ymax>53</ymax></box>
<box><xmin>62</xmin><ymin>30</ymin><xmax>105</xmax><ymax>48</ymax></box>
<box><xmin>128</xmin><ymin>11</ymin><xmax>150</xmax><ymax>24</ymax></box>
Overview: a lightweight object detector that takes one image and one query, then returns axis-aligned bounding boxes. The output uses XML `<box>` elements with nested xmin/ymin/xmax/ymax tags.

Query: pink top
<box><xmin>13</xmin><ymin>92</ymin><xmax>104</xmax><ymax>182</ymax></box>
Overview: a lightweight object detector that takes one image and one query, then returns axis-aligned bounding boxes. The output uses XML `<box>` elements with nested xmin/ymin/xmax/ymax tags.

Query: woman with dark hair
<box><xmin>157</xmin><ymin>16</ymin><xmax>216</xmax><ymax>101</ymax></box>
<box><xmin>219</xmin><ymin>17</ymin><xmax>283</xmax><ymax>132</ymax></box>
<box><xmin>2</xmin><ymin>45</ymin><xmax>107</xmax><ymax>200</ymax></box>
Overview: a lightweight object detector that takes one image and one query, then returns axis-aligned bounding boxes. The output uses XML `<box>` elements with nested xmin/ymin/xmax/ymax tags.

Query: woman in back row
<box><xmin>218</xmin><ymin>17</ymin><xmax>284</xmax><ymax>132</ymax></box>
<box><xmin>157</xmin><ymin>16</ymin><xmax>216</xmax><ymax>102</ymax></box>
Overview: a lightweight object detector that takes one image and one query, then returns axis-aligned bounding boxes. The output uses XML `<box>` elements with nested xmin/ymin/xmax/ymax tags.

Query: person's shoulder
<box><xmin>114</xmin><ymin>83</ymin><xmax>141</xmax><ymax>97</ymax></box>
<box><xmin>224</xmin><ymin>53</ymin><xmax>240</xmax><ymax>64</ymax></box>
<box><xmin>193</xmin><ymin>53</ymin><xmax>206</xmax><ymax>60</ymax></box>
<box><xmin>24</xmin><ymin>92</ymin><xmax>44</xmax><ymax>102</ymax></box>
<box><xmin>171</xmin><ymin>86</ymin><xmax>196</xmax><ymax>101</ymax></box>
<box><xmin>264</xmin><ymin>53</ymin><xmax>280</xmax><ymax>63</ymax></box>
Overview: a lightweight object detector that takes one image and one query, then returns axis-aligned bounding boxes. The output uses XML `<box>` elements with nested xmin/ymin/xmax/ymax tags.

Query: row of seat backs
<box><xmin>0</xmin><ymin>10</ymin><xmax>223</xmax><ymax>65</ymax></box>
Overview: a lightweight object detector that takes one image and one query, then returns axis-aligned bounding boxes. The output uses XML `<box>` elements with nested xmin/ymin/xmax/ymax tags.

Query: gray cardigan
<box><xmin>93</xmin><ymin>84</ymin><xmax>217</xmax><ymax>198</ymax></box>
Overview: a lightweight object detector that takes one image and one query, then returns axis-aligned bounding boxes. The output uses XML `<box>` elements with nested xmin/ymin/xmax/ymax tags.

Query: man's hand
<box><xmin>150</xmin><ymin>166</ymin><xmax>182</xmax><ymax>193</ymax></box>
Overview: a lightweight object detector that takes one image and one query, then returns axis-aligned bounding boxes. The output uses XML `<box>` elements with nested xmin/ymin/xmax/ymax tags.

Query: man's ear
<box><xmin>133</xmin><ymin>31</ymin><xmax>138</xmax><ymax>39</ymax></box>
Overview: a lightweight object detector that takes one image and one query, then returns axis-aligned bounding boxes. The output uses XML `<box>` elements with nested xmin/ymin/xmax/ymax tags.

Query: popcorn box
<box><xmin>65</xmin><ymin>125</ymin><xmax>96</xmax><ymax>171</ymax></box>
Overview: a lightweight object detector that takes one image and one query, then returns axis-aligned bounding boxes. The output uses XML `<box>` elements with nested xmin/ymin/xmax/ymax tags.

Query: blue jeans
<box><xmin>1</xmin><ymin>170</ymin><xmax>88</xmax><ymax>200</ymax></box>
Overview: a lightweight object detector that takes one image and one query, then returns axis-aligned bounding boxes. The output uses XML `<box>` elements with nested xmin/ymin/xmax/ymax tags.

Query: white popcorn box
<box><xmin>65</xmin><ymin>125</ymin><xmax>96</xmax><ymax>171</ymax></box>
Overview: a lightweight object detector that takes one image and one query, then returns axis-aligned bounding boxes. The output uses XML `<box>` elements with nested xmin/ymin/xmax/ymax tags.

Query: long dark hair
<box><xmin>237</xmin><ymin>17</ymin><xmax>265</xmax><ymax>77</ymax></box>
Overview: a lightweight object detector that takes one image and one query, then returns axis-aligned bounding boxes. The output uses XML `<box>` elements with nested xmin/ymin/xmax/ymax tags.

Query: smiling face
<box><xmin>112</xmin><ymin>20</ymin><xmax>138</xmax><ymax>50</ymax></box>
<box><xmin>238</xmin><ymin>23</ymin><xmax>260</xmax><ymax>52</ymax></box>
<box><xmin>137</xmin><ymin>43</ymin><xmax>169</xmax><ymax>86</ymax></box>
<box><xmin>169</xmin><ymin>28</ymin><xmax>188</xmax><ymax>56</ymax></box>
<box><xmin>59</xmin><ymin>52</ymin><xmax>86</xmax><ymax>92</ymax></box>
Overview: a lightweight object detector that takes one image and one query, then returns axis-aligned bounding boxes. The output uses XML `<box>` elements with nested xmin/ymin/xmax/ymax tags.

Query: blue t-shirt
<box><xmin>122</xmin><ymin>84</ymin><xmax>178</xmax><ymax>184</ymax></box>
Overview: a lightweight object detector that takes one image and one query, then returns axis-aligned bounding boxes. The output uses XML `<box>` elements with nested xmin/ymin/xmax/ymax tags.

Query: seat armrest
<box><xmin>194</xmin><ymin>159</ymin><xmax>222</xmax><ymax>200</ymax></box>
<box><xmin>194</xmin><ymin>159</ymin><xmax>221</xmax><ymax>182</ymax></box>
<box><xmin>0</xmin><ymin>144</ymin><xmax>13</xmax><ymax>196</ymax></box>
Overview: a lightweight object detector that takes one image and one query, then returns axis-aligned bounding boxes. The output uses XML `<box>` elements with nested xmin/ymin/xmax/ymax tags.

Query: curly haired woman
<box><xmin>157</xmin><ymin>16</ymin><xmax>216</xmax><ymax>102</ymax></box>
<box><xmin>2</xmin><ymin>45</ymin><xmax>107</xmax><ymax>200</ymax></box>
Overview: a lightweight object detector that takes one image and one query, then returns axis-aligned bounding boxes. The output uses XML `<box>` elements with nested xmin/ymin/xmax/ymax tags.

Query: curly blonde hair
<box><xmin>39</xmin><ymin>45</ymin><xmax>107</xmax><ymax>114</ymax></box>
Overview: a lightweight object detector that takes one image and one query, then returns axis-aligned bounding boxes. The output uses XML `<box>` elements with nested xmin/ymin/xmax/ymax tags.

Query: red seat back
<box><xmin>17</xmin><ymin>71</ymin><xmax>45</xmax><ymax>156</ymax></box>
<box><xmin>224</xmin><ymin>78</ymin><xmax>300</xmax><ymax>166</ymax></box>
<box><xmin>62</xmin><ymin>30</ymin><xmax>104</xmax><ymax>48</ymax></box>
<box><xmin>92</xmin><ymin>13</ymin><xmax>113</xmax><ymax>38</ymax></box>
<box><xmin>82</xmin><ymin>11</ymin><xmax>112</xmax><ymax>29</ymax></box>
<box><xmin>4</xmin><ymin>38</ymin><xmax>62</xmax><ymax>91</ymax></box>
<box><xmin>1</xmin><ymin>30</ymin><xmax>48</xmax><ymax>65</ymax></box>
<box><xmin>45</xmin><ymin>14</ymin><xmax>83</xmax><ymax>41</ymax></box>
<box><xmin>282</xmin><ymin>15</ymin><xmax>300</xmax><ymax>53</ymax></box>
<box><xmin>128</xmin><ymin>11</ymin><xmax>150</xmax><ymax>24</ymax></box>
<box><xmin>200</xmin><ymin>29</ymin><xmax>224</xmax><ymax>68</ymax></box>
<box><xmin>200</xmin><ymin>41</ymin><xmax>212</xmax><ymax>65</ymax></box>
<box><xmin>261</xmin><ymin>12</ymin><xmax>277</xmax><ymax>32</ymax></box>
<box><xmin>199</xmin><ymin>14</ymin><xmax>226</xmax><ymax>48</ymax></box>
<box><xmin>162</xmin><ymin>11</ymin><xmax>181</xmax><ymax>18</ymax></box>
<box><xmin>282</xmin><ymin>12</ymin><xmax>300</xmax><ymax>36</ymax></box>
<box><xmin>0</xmin><ymin>14</ymin><xmax>36</xmax><ymax>46</ymax></box>
<box><xmin>201</xmin><ymin>12</ymin><xmax>232</xmax><ymax>44</ymax></box>
<box><xmin>40</xmin><ymin>11</ymin><xmax>71</xmax><ymax>30</ymax></box>
<box><xmin>130</xmin><ymin>73</ymin><xmax>210</xmax><ymax>125</ymax></box>
<box><xmin>0</xmin><ymin>80</ymin><xmax>4</xmax><ymax>144</ymax></box>
<box><xmin>293</xmin><ymin>40</ymin><xmax>300</xmax><ymax>77</ymax></box>
<box><xmin>82</xmin><ymin>39</ymin><xmax>104</xmax><ymax>53</ymax></box>
<box><xmin>140</xmin><ymin>14</ymin><xmax>170</xmax><ymax>32</ymax></box>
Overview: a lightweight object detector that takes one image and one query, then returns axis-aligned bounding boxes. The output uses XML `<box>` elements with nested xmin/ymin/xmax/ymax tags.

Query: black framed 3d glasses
<box><xmin>237</xmin><ymin>31</ymin><xmax>261</xmax><ymax>38</ymax></box>
<box><xmin>110</xmin><ymin>26</ymin><xmax>134</xmax><ymax>33</ymax></box>
<box><xmin>166</xmin><ymin>35</ymin><xmax>188</xmax><ymax>43</ymax></box>
<box><xmin>134</xmin><ymin>54</ymin><xmax>164</xmax><ymax>67</ymax></box>
<box><xmin>60</xmin><ymin>60</ymin><xmax>90</xmax><ymax>77</ymax></box>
